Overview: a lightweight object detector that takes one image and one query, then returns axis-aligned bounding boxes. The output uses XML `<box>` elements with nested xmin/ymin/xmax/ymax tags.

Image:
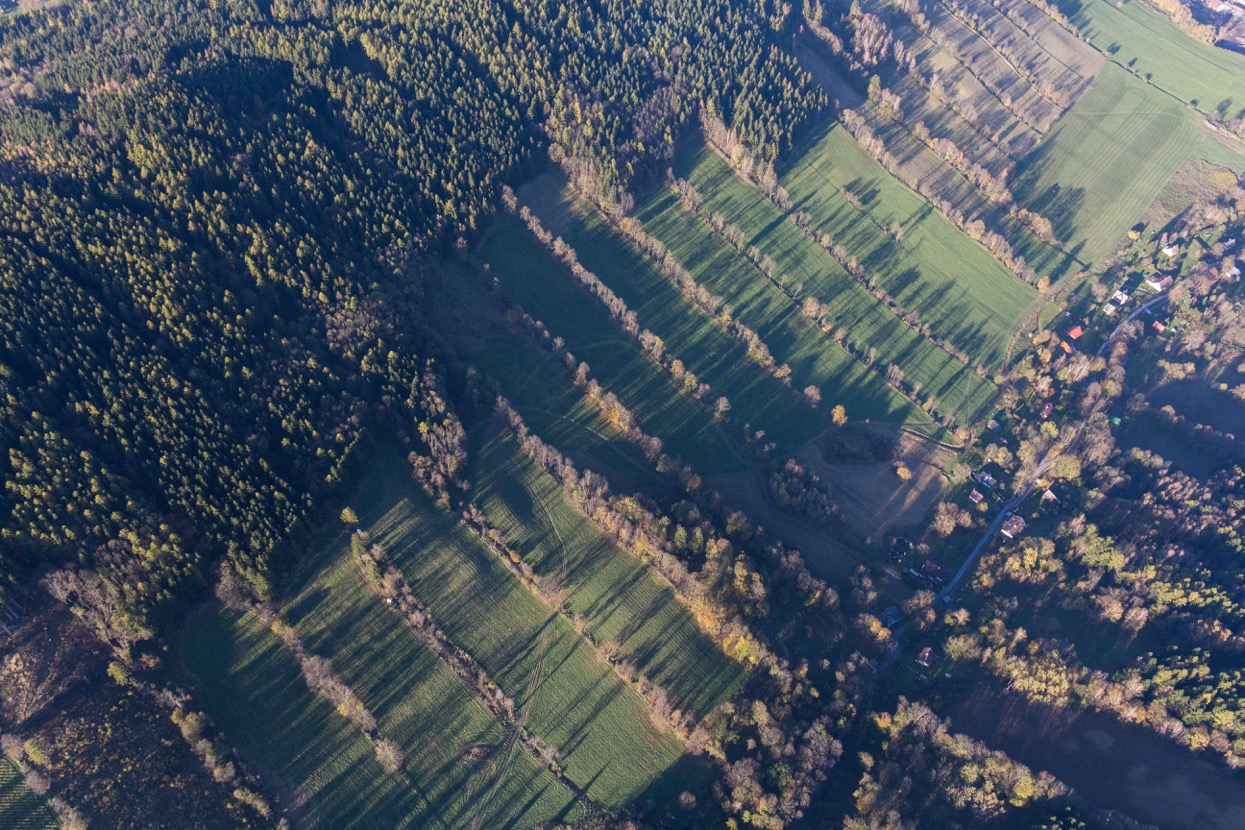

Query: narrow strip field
<box><xmin>183</xmin><ymin>605</ymin><xmax>433</xmax><ymax>830</ymax></box>
<box><xmin>472</xmin><ymin>428</ymin><xmax>747</xmax><ymax>719</ymax></box>
<box><xmin>780</xmin><ymin>124</ymin><xmax>1038</xmax><ymax>366</ymax></box>
<box><xmin>937</xmin><ymin>0</ymin><xmax>1095</xmax><ymax>102</ymax></box>
<box><xmin>0</xmin><ymin>758</ymin><xmax>57</xmax><ymax>830</ymax></box>
<box><xmin>899</xmin><ymin>10</ymin><xmax>1054</xmax><ymax>150</ymax></box>
<box><xmin>1015</xmin><ymin>63</ymin><xmax>1205</xmax><ymax>262</ymax></box>
<box><xmin>520</xmin><ymin>173</ymin><xmax>828</xmax><ymax>454</ymax></box>
<box><xmin>630</xmin><ymin>179</ymin><xmax>939</xmax><ymax>433</ymax></box>
<box><xmin>281</xmin><ymin>516</ymin><xmax>585</xmax><ymax>829</ymax></box>
<box><xmin>979</xmin><ymin>0</ymin><xmax>1103</xmax><ymax>81</ymax></box>
<box><xmin>356</xmin><ymin>455</ymin><xmax>687</xmax><ymax>807</ymax></box>
<box><xmin>479</xmin><ymin>224</ymin><xmax>748</xmax><ymax>473</ymax></box>
<box><xmin>435</xmin><ymin>265</ymin><xmax>666</xmax><ymax>497</ymax></box>
<box><xmin>657</xmin><ymin>143</ymin><xmax>999</xmax><ymax>424</ymax></box>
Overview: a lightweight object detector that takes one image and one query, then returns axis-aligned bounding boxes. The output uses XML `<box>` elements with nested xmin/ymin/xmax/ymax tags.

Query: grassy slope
<box><xmin>631</xmin><ymin>180</ymin><xmax>940</xmax><ymax>433</ymax></box>
<box><xmin>437</xmin><ymin>266</ymin><xmax>667</xmax><ymax>498</ymax></box>
<box><xmin>183</xmin><ymin>605</ymin><xmax>433</xmax><ymax>830</ymax></box>
<box><xmin>661</xmin><ymin>144</ymin><xmax>998</xmax><ymax>424</ymax></box>
<box><xmin>1015</xmin><ymin>63</ymin><xmax>1222</xmax><ymax>263</ymax></box>
<box><xmin>354</xmin><ymin>454</ymin><xmax>686</xmax><ymax>807</ymax></box>
<box><xmin>1062</xmin><ymin>0</ymin><xmax>1245</xmax><ymax>110</ymax></box>
<box><xmin>780</xmin><ymin>123</ymin><xmax>1037</xmax><ymax>367</ymax></box>
<box><xmin>520</xmin><ymin>172</ymin><xmax>829</xmax><ymax>455</ymax></box>
<box><xmin>281</xmin><ymin>520</ymin><xmax>584</xmax><ymax>829</ymax></box>
<box><xmin>0</xmin><ymin>758</ymin><xmax>57</xmax><ymax>830</ymax></box>
<box><xmin>479</xmin><ymin>224</ymin><xmax>749</xmax><ymax>474</ymax></box>
<box><xmin>471</xmin><ymin>428</ymin><xmax>746</xmax><ymax>719</ymax></box>
<box><xmin>796</xmin><ymin>28</ymin><xmax>1085</xmax><ymax>280</ymax></box>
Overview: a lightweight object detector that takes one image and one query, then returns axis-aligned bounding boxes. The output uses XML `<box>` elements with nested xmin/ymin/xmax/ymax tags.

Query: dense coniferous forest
<box><xmin>0</xmin><ymin>0</ymin><xmax>821</xmax><ymax>619</ymax></box>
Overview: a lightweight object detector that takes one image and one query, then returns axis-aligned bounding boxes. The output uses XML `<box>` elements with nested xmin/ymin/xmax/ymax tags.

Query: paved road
<box><xmin>878</xmin><ymin>290</ymin><xmax>1171</xmax><ymax>676</ymax></box>
<box><xmin>938</xmin><ymin>490</ymin><xmax>1028</xmax><ymax>602</ymax></box>
<box><xmin>1097</xmin><ymin>291</ymin><xmax>1169</xmax><ymax>359</ymax></box>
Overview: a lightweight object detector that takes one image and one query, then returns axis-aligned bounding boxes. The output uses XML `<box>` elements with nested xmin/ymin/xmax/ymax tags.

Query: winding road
<box><xmin>878</xmin><ymin>289</ymin><xmax>1170</xmax><ymax>675</ymax></box>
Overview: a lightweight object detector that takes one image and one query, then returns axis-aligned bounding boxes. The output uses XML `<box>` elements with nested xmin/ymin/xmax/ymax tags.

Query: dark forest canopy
<box><xmin>0</xmin><ymin>0</ymin><xmax>827</xmax><ymax>628</ymax></box>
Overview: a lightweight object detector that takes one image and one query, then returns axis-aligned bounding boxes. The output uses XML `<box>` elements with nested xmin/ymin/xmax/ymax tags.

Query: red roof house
<box><xmin>1000</xmin><ymin>515</ymin><xmax>1026</xmax><ymax>539</ymax></box>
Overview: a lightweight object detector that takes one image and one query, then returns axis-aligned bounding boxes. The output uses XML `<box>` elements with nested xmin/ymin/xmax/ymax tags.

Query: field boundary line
<box><xmin>667</xmin><ymin>156</ymin><xmax>981</xmax><ymax>426</ymax></box>
<box><xmin>349</xmin><ymin>531</ymin><xmax>603</xmax><ymax>819</ymax></box>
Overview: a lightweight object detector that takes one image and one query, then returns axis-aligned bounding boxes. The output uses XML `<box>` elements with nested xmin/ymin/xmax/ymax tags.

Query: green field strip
<box><xmin>479</xmin><ymin>223</ymin><xmax>749</xmax><ymax>474</ymax></box>
<box><xmin>779</xmin><ymin>124</ymin><xmax>1037</xmax><ymax>363</ymax></box>
<box><xmin>667</xmin><ymin>143</ymin><xmax>998</xmax><ymax>423</ymax></box>
<box><xmin>281</xmin><ymin>523</ymin><xmax>585</xmax><ymax>829</ymax></box>
<box><xmin>794</xmin><ymin>33</ymin><xmax>1078</xmax><ymax>280</ymax></box>
<box><xmin>355</xmin><ymin>457</ymin><xmax>686</xmax><ymax>808</ymax></box>
<box><xmin>438</xmin><ymin>267</ymin><xmax>667</xmax><ymax>498</ymax></box>
<box><xmin>863</xmin><ymin>107</ymin><xmax>1081</xmax><ymax>279</ymax></box>
<box><xmin>520</xmin><ymin>173</ymin><xmax>829</xmax><ymax>455</ymax></box>
<box><xmin>1065</xmin><ymin>0</ymin><xmax>1245</xmax><ymax>112</ymax></box>
<box><xmin>629</xmin><ymin>178</ymin><xmax>940</xmax><ymax>435</ymax></box>
<box><xmin>471</xmin><ymin>429</ymin><xmax>747</xmax><ymax>720</ymax></box>
<box><xmin>0</xmin><ymin>758</ymin><xmax>58</xmax><ymax>830</ymax></box>
<box><xmin>1015</xmin><ymin>63</ymin><xmax>1202</xmax><ymax>263</ymax></box>
<box><xmin>183</xmin><ymin>605</ymin><xmax>432</xmax><ymax>830</ymax></box>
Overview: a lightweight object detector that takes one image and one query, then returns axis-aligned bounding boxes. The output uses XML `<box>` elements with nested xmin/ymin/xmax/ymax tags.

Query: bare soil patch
<box><xmin>706</xmin><ymin>424</ymin><xmax>953</xmax><ymax>581</ymax></box>
<box><xmin>809</xmin><ymin>424</ymin><xmax>953</xmax><ymax>541</ymax></box>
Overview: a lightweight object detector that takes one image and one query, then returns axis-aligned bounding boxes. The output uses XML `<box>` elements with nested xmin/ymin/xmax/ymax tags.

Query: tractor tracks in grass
<box><xmin>465</xmin><ymin>626</ymin><xmax>548</xmax><ymax>830</ymax></box>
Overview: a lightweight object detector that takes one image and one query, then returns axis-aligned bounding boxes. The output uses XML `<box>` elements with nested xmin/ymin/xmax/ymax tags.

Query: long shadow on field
<box><xmin>1013</xmin><ymin>138</ymin><xmax>1088</xmax><ymax>247</ymax></box>
<box><xmin>890</xmin><ymin>266</ymin><xmax>995</xmax><ymax>362</ymax></box>
<box><xmin>846</xmin><ymin>177</ymin><xmax>882</xmax><ymax>210</ymax></box>
<box><xmin>633</xmin><ymin>753</ymin><xmax>722</xmax><ymax>824</ymax></box>
<box><xmin>578</xmin><ymin>567</ymin><xmax>649</xmax><ymax>636</ymax></box>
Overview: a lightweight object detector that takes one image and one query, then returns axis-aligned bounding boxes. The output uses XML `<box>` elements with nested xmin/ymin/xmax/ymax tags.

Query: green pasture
<box><xmin>797</xmin><ymin>30</ymin><xmax>1082</xmax><ymax>280</ymax></box>
<box><xmin>183</xmin><ymin>605</ymin><xmax>433</xmax><ymax>830</ymax></box>
<box><xmin>1015</xmin><ymin>63</ymin><xmax>1237</xmax><ymax>264</ymax></box>
<box><xmin>520</xmin><ymin>173</ymin><xmax>829</xmax><ymax>455</ymax></box>
<box><xmin>1061</xmin><ymin>0</ymin><xmax>1245</xmax><ymax>111</ymax></box>
<box><xmin>479</xmin><ymin>224</ymin><xmax>750</xmax><ymax>473</ymax></box>
<box><xmin>438</xmin><ymin>265</ymin><xmax>670</xmax><ymax>497</ymax></box>
<box><xmin>0</xmin><ymin>758</ymin><xmax>57</xmax><ymax>830</ymax></box>
<box><xmin>780</xmin><ymin>124</ymin><xmax>1037</xmax><ymax>367</ymax></box>
<box><xmin>659</xmin><ymin>143</ymin><xmax>998</xmax><ymax>424</ymax></box>
<box><xmin>281</xmin><ymin>519</ymin><xmax>584</xmax><ymax>829</ymax></box>
<box><xmin>629</xmin><ymin>182</ymin><xmax>940</xmax><ymax>434</ymax></box>
<box><xmin>471</xmin><ymin>428</ymin><xmax>747</xmax><ymax>719</ymax></box>
<box><xmin>351</xmin><ymin>455</ymin><xmax>686</xmax><ymax>807</ymax></box>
